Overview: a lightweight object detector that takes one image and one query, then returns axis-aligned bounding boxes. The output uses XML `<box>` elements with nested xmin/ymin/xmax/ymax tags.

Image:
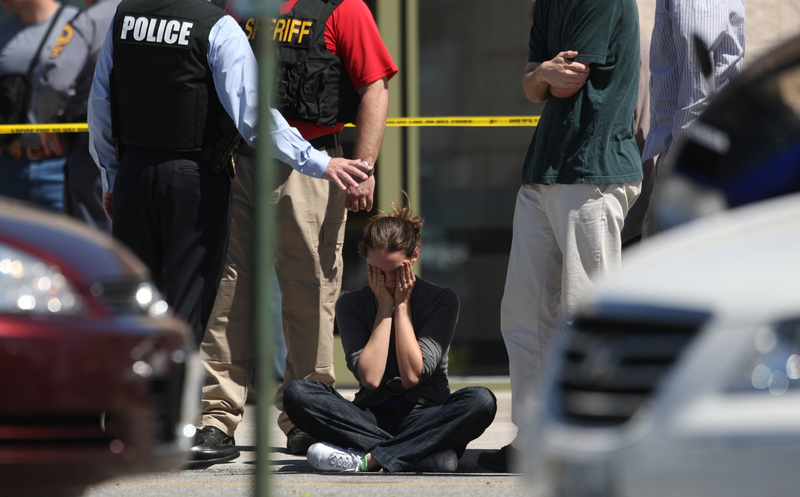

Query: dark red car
<box><xmin>0</xmin><ymin>199</ymin><xmax>201</xmax><ymax>497</ymax></box>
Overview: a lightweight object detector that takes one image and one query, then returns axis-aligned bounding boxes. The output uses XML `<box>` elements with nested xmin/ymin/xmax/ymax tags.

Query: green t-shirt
<box><xmin>522</xmin><ymin>0</ymin><xmax>643</xmax><ymax>185</ymax></box>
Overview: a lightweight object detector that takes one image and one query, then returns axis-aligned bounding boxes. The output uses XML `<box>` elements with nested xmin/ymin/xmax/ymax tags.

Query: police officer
<box><xmin>34</xmin><ymin>0</ymin><xmax>122</xmax><ymax>233</ymax></box>
<box><xmin>88</xmin><ymin>0</ymin><xmax>243</xmax><ymax>347</ymax></box>
<box><xmin>0</xmin><ymin>0</ymin><xmax>79</xmax><ymax>212</ymax></box>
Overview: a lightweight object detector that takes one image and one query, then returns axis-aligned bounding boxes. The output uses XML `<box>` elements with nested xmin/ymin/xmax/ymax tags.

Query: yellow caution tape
<box><xmin>0</xmin><ymin>116</ymin><xmax>540</xmax><ymax>135</ymax></box>
<box><xmin>379</xmin><ymin>116</ymin><xmax>540</xmax><ymax>127</ymax></box>
<box><xmin>0</xmin><ymin>123</ymin><xmax>89</xmax><ymax>134</ymax></box>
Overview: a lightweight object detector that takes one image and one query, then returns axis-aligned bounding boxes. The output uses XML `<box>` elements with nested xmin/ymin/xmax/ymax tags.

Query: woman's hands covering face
<box><xmin>367</xmin><ymin>261</ymin><xmax>415</xmax><ymax>308</ymax></box>
<box><xmin>393</xmin><ymin>261</ymin><xmax>415</xmax><ymax>305</ymax></box>
<box><xmin>368</xmin><ymin>264</ymin><xmax>394</xmax><ymax>309</ymax></box>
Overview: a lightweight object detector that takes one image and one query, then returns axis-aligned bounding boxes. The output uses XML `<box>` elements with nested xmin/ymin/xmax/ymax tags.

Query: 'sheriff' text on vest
<box><xmin>271</xmin><ymin>0</ymin><xmax>360</xmax><ymax>127</ymax></box>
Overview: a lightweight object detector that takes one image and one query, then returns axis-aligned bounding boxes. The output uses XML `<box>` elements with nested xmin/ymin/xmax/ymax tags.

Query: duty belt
<box><xmin>308</xmin><ymin>132</ymin><xmax>339</xmax><ymax>151</ymax></box>
<box><xmin>0</xmin><ymin>140</ymin><xmax>49</xmax><ymax>161</ymax></box>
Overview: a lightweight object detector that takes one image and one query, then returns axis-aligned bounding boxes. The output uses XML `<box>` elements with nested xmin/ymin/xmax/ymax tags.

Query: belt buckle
<box><xmin>26</xmin><ymin>148</ymin><xmax>45</xmax><ymax>161</ymax></box>
<box><xmin>8</xmin><ymin>140</ymin><xmax>22</xmax><ymax>160</ymax></box>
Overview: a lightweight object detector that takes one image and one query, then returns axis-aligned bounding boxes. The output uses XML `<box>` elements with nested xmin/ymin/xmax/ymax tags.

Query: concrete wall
<box><xmin>638</xmin><ymin>0</ymin><xmax>800</xmax><ymax>60</ymax></box>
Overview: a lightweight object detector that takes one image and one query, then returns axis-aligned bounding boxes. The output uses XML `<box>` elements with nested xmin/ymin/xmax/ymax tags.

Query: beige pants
<box><xmin>199</xmin><ymin>154</ymin><xmax>257</xmax><ymax>436</ymax></box>
<box><xmin>500</xmin><ymin>182</ymin><xmax>641</xmax><ymax>431</ymax></box>
<box><xmin>200</xmin><ymin>149</ymin><xmax>346</xmax><ymax>436</ymax></box>
<box><xmin>272</xmin><ymin>161</ymin><xmax>346</xmax><ymax>435</ymax></box>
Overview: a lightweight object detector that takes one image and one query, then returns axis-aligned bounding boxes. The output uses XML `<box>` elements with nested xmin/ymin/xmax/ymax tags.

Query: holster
<box><xmin>205</xmin><ymin>126</ymin><xmax>242</xmax><ymax>178</ymax></box>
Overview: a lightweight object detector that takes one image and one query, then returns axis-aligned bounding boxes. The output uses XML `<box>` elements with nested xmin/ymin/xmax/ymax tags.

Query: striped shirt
<box><xmin>642</xmin><ymin>0</ymin><xmax>746</xmax><ymax>164</ymax></box>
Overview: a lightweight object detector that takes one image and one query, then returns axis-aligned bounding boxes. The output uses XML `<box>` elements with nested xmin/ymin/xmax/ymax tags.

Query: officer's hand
<box><xmin>346</xmin><ymin>175</ymin><xmax>375</xmax><ymax>212</ymax></box>
<box><xmin>103</xmin><ymin>193</ymin><xmax>113</xmax><ymax>221</ymax></box>
<box><xmin>323</xmin><ymin>157</ymin><xmax>372</xmax><ymax>190</ymax></box>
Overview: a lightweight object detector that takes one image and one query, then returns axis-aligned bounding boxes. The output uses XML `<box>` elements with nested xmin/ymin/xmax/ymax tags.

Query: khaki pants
<box><xmin>199</xmin><ymin>154</ymin><xmax>258</xmax><ymax>435</ymax></box>
<box><xmin>200</xmin><ymin>148</ymin><xmax>346</xmax><ymax>436</ymax></box>
<box><xmin>273</xmin><ymin>163</ymin><xmax>346</xmax><ymax>434</ymax></box>
<box><xmin>500</xmin><ymin>182</ymin><xmax>641</xmax><ymax>430</ymax></box>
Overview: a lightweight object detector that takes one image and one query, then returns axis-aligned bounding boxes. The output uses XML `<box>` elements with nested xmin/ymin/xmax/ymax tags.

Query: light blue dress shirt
<box><xmin>88</xmin><ymin>12</ymin><xmax>330</xmax><ymax>193</ymax></box>
<box><xmin>642</xmin><ymin>0</ymin><xmax>746</xmax><ymax>165</ymax></box>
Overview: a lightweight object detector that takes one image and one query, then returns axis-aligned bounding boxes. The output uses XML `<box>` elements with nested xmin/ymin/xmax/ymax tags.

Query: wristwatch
<box><xmin>360</xmin><ymin>160</ymin><xmax>374</xmax><ymax>176</ymax></box>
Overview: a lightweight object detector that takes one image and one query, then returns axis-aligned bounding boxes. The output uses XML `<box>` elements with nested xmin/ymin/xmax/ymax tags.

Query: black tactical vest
<box><xmin>272</xmin><ymin>0</ymin><xmax>360</xmax><ymax>127</ymax></box>
<box><xmin>111</xmin><ymin>0</ymin><xmax>228</xmax><ymax>152</ymax></box>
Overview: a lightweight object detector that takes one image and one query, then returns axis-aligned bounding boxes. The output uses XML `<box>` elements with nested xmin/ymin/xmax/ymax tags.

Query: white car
<box><xmin>524</xmin><ymin>31</ymin><xmax>800</xmax><ymax>497</ymax></box>
<box><xmin>526</xmin><ymin>192</ymin><xmax>800</xmax><ymax>497</ymax></box>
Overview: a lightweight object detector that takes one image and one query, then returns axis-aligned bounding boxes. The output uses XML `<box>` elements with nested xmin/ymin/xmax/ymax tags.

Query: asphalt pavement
<box><xmin>81</xmin><ymin>379</ymin><xmax>527</xmax><ymax>497</ymax></box>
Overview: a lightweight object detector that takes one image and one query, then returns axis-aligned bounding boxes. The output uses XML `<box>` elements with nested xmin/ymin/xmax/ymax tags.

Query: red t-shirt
<box><xmin>280</xmin><ymin>0</ymin><xmax>398</xmax><ymax>139</ymax></box>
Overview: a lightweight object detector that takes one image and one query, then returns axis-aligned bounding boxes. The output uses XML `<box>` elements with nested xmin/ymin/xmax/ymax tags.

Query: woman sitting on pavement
<box><xmin>283</xmin><ymin>202</ymin><xmax>497</xmax><ymax>473</ymax></box>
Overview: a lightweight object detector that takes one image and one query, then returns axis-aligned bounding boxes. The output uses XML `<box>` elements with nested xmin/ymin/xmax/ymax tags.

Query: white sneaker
<box><xmin>411</xmin><ymin>449</ymin><xmax>458</xmax><ymax>473</ymax></box>
<box><xmin>306</xmin><ymin>442</ymin><xmax>365</xmax><ymax>472</ymax></box>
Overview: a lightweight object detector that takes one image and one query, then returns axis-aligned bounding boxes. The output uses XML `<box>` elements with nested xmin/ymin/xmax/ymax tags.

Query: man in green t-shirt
<box><xmin>478</xmin><ymin>0</ymin><xmax>643</xmax><ymax>473</ymax></box>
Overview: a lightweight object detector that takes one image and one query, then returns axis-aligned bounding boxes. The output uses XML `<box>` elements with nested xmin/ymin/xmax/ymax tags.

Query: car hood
<box><xmin>0</xmin><ymin>199</ymin><xmax>149</xmax><ymax>283</ymax></box>
<box><xmin>582</xmin><ymin>192</ymin><xmax>800</xmax><ymax>321</ymax></box>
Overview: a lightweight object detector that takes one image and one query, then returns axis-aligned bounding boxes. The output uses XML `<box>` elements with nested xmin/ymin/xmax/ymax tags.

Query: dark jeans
<box><xmin>284</xmin><ymin>379</ymin><xmax>497</xmax><ymax>472</ymax></box>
